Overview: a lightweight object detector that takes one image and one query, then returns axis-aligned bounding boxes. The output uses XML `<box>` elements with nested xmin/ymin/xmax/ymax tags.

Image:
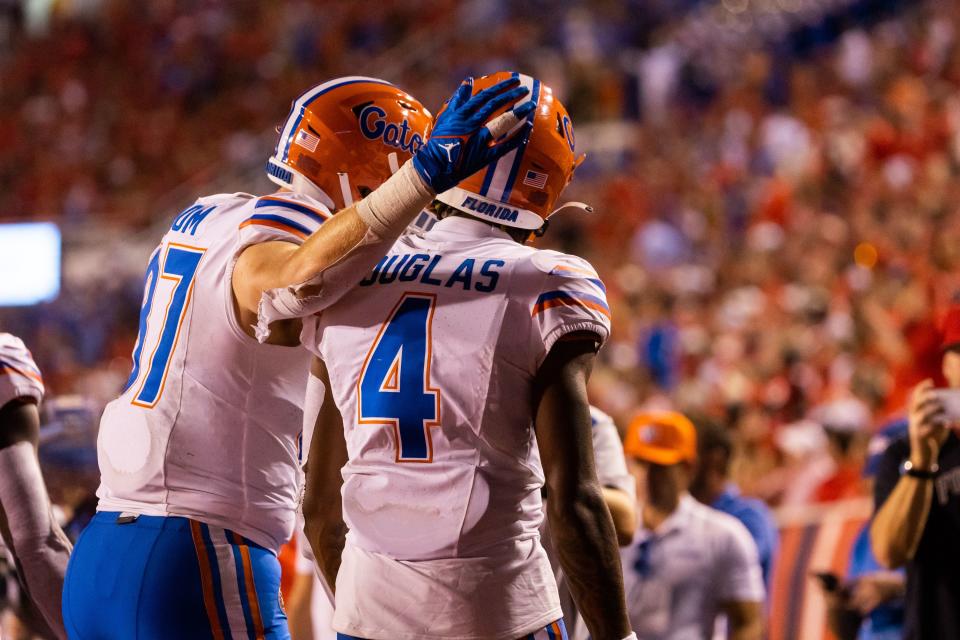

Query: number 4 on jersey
<box><xmin>358</xmin><ymin>293</ymin><xmax>441</xmax><ymax>462</ymax></box>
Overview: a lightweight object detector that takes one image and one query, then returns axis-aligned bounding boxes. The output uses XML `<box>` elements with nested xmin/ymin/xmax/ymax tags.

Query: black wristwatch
<box><xmin>901</xmin><ymin>459</ymin><xmax>940</xmax><ymax>479</ymax></box>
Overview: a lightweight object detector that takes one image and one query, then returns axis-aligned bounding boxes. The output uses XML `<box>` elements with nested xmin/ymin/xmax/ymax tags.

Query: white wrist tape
<box><xmin>0</xmin><ymin>441</ymin><xmax>71</xmax><ymax>638</ymax></box>
<box><xmin>355</xmin><ymin>160</ymin><xmax>434</xmax><ymax>239</ymax></box>
<box><xmin>485</xmin><ymin>108</ymin><xmax>527</xmax><ymax>140</ymax></box>
<box><xmin>621</xmin><ymin>633</ymin><xmax>638</xmax><ymax>640</ymax></box>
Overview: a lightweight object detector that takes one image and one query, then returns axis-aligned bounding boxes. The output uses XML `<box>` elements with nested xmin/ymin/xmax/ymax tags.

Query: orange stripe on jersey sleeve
<box><xmin>0</xmin><ymin>362</ymin><xmax>43</xmax><ymax>385</ymax></box>
<box><xmin>532</xmin><ymin>291</ymin><xmax>611</xmax><ymax>319</ymax></box>
<box><xmin>550</xmin><ymin>264</ymin><xmax>599</xmax><ymax>278</ymax></box>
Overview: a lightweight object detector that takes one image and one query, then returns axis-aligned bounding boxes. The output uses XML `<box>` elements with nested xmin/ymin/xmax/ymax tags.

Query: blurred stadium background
<box><xmin>1</xmin><ymin>0</ymin><xmax>955</xmax><ymax>637</ymax></box>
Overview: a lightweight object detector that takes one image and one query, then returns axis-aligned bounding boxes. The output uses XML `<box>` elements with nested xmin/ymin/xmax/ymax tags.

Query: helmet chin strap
<box><xmin>339</xmin><ymin>152</ymin><xmax>397</xmax><ymax>209</ymax></box>
<box><xmin>526</xmin><ymin>202</ymin><xmax>592</xmax><ymax>240</ymax></box>
<box><xmin>267</xmin><ymin>155</ymin><xmax>337</xmax><ymax>209</ymax></box>
<box><xmin>284</xmin><ymin>165</ymin><xmax>336</xmax><ymax>210</ymax></box>
<box><xmin>549</xmin><ymin>201</ymin><xmax>594</xmax><ymax>216</ymax></box>
<box><xmin>337</xmin><ymin>173</ymin><xmax>354</xmax><ymax>207</ymax></box>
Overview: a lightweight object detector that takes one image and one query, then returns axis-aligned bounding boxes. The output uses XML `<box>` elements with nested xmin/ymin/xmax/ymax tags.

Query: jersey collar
<box><xmin>428</xmin><ymin>215</ymin><xmax>513</xmax><ymax>241</ymax></box>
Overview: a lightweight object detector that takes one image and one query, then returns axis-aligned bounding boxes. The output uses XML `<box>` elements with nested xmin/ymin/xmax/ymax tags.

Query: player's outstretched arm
<box><xmin>0</xmin><ymin>398</ymin><xmax>71</xmax><ymax>640</ymax></box>
<box><xmin>301</xmin><ymin>357</ymin><xmax>349</xmax><ymax>593</ymax></box>
<box><xmin>234</xmin><ymin>76</ymin><xmax>536</xmax><ymax>327</ymax></box>
<box><xmin>534</xmin><ymin>336</ymin><xmax>633</xmax><ymax>640</ymax></box>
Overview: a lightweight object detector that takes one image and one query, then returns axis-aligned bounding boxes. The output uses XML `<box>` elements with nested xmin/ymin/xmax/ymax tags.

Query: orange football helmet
<box><xmin>435</xmin><ymin>72</ymin><xmax>586</xmax><ymax>230</ymax></box>
<box><xmin>267</xmin><ymin>76</ymin><xmax>433</xmax><ymax>211</ymax></box>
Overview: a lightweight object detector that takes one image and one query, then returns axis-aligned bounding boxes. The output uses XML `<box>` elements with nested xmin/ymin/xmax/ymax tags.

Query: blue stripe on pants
<box><xmin>199</xmin><ymin>522</ymin><xmax>234</xmax><ymax>638</ymax></box>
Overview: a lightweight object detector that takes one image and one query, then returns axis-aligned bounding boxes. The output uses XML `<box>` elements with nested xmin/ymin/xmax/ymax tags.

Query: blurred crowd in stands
<box><xmin>1</xmin><ymin>0</ymin><xmax>959</xmax><ymax>516</ymax></box>
<box><xmin>6</xmin><ymin>0</ymin><xmax>960</xmax><ymax>638</ymax></box>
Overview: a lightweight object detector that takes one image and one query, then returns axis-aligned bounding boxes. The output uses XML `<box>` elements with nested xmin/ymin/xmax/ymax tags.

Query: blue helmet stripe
<box><xmin>478</xmin><ymin>163</ymin><xmax>497</xmax><ymax>196</ymax></box>
<box><xmin>477</xmin><ymin>72</ymin><xmax>522</xmax><ymax>197</ymax></box>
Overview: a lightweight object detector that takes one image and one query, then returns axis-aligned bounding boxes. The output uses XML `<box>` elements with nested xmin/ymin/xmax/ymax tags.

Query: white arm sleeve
<box><xmin>0</xmin><ymin>441</ymin><xmax>71</xmax><ymax>639</ymax></box>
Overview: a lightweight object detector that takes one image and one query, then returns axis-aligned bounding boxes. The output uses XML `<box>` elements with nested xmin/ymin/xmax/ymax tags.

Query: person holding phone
<box><xmin>870</xmin><ymin>305</ymin><xmax>960</xmax><ymax>639</ymax></box>
<box><xmin>815</xmin><ymin>420</ymin><xmax>907</xmax><ymax>640</ymax></box>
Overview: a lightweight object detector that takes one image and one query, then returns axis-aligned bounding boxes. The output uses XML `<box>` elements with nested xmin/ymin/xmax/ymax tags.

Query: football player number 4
<box><xmin>125</xmin><ymin>243</ymin><xmax>206</xmax><ymax>408</ymax></box>
<box><xmin>358</xmin><ymin>293</ymin><xmax>441</xmax><ymax>462</ymax></box>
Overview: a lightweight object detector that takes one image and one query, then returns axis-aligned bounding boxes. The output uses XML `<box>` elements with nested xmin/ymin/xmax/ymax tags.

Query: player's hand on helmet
<box><xmin>413</xmin><ymin>77</ymin><xmax>536</xmax><ymax>194</ymax></box>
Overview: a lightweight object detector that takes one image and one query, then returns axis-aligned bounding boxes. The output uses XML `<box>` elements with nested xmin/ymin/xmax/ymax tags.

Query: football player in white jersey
<box><xmin>62</xmin><ymin>75</ymin><xmax>535</xmax><ymax>640</ymax></box>
<box><xmin>0</xmin><ymin>333</ymin><xmax>71</xmax><ymax>639</ymax></box>
<box><xmin>298</xmin><ymin>72</ymin><xmax>636</xmax><ymax>640</ymax></box>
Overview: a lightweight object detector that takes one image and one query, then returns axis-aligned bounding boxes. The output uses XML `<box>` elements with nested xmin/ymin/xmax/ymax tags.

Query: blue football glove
<box><xmin>413</xmin><ymin>77</ymin><xmax>537</xmax><ymax>194</ymax></box>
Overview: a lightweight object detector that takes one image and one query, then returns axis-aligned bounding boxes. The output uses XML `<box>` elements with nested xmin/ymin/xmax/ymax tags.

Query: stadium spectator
<box><xmin>689</xmin><ymin>418</ymin><xmax>779</xmax><ymax>587</ymax></box>
<box><xmin>870</xmin><ymin>305</ymin><xmax>960</xmax><ymax>639</ymax></box>
<box><xmin>810</xmin><ymin>399</ymin><xmax>871</xmax><ymax>503</ymax></box>
<box><xmin>819</xmin><ymin>420</ymin><xmax>906</xmax><ymax>640</ymax></box>
<box><xmin>7</xmin><ymin>0</ymin><xmax>960</xmax><ymax>638</ymax></box>
<box><xmin>620</xmin><ymin>411</ymin><xmax>764</xmax><ymax>639</ymax></box>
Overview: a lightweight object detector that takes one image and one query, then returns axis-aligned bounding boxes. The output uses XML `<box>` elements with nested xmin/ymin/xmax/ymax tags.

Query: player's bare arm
<box><xmin>302</xmin><ymin>356</ymin><xmax>349</xmax><ymax>592</ymax></box>
<box><xmin>0</xmin><ymin>397</ymin><xmax>71</xmax><ymax>639</ymax></box>
<box><xmin>0</xmin><ymin>396</ymin><xmax>39</xmax><ymax>450</ymax></box>
<box><xmin>233</xmin><ymin>76</ymin><xmax>536</xmax><ymax>333</ymax></box>
<box><xmin>232</xmin><ymin>215</ymin><xmax>368</xmax><ymax>344</ymax></box>
<box><xmin>232</xmin><ymin>208</ymin><xmax>367</xmax><ymax>317</ymax></box>
<box><xmin>534</xmin><ymin>335</ymin><xmax>632</xmax><ymax>640</ymax></box>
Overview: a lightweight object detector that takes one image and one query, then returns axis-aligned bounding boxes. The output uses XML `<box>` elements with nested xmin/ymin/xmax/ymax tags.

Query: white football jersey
<box><xmin>96</xmin><ymin>191</ymin><xmax>331</xmax><ymax>552</ymax></box>
<box><xmin>0</xmin><ymin>334</ymin><xmax>44</xmax><ymax>407</ymax></box>
<box><xmin>302</xmin><ymin>215</ymin><xmax>611</xmax><ymax>640</ymax></box>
